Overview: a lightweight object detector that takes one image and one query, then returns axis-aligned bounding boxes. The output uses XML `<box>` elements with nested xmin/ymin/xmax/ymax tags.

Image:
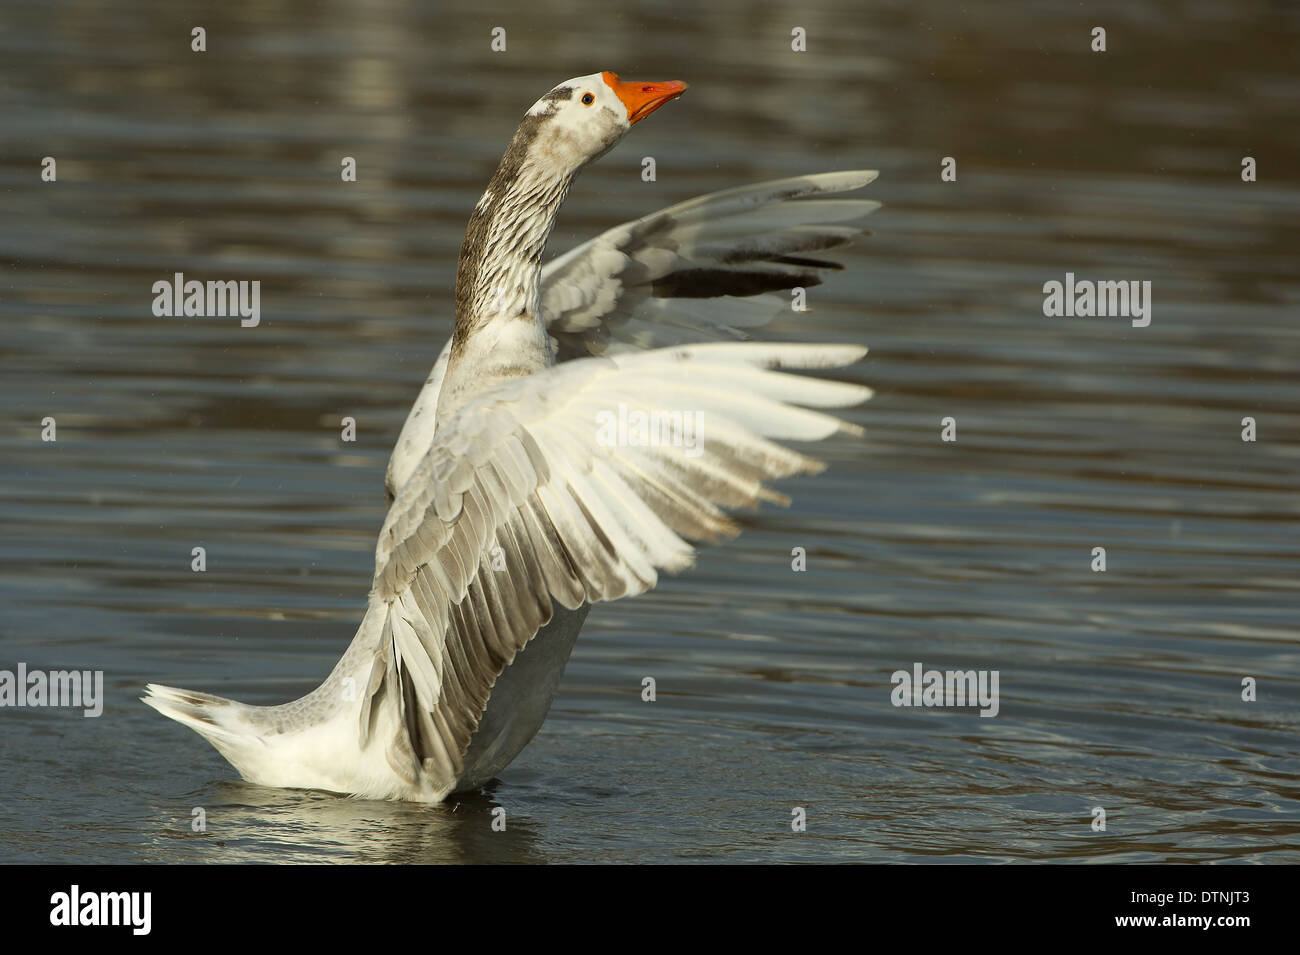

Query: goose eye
<box><xmin>581</xmin><ymin>92</ymin><xmax>595</xmax><ymax>105</ymax></box>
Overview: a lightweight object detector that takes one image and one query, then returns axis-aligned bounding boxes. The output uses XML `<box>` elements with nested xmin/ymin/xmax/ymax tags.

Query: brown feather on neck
<box><xmin>452</xmin><ymin>110</ymin><xmax>573</xmax><ymax>358</ymax></box>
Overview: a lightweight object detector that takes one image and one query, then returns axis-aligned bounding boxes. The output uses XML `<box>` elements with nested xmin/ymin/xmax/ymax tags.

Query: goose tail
<box><xmin>141</xmin><ymin>683</ymin><xmax>255</xmax><ymax>747</ymax></box>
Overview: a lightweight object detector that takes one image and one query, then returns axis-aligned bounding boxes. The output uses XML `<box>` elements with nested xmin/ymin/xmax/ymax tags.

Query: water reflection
<box><xmin>142</xmin><ymin>783</ymin><xmax>549</xmax><ymax>865</ymax></box>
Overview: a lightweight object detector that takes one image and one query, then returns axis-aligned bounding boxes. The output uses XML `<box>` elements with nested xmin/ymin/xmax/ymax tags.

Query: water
<box><xmin>1</xmin><ymin>0</ymin><xmax>1298</xmax><ymax>863</ymax></box>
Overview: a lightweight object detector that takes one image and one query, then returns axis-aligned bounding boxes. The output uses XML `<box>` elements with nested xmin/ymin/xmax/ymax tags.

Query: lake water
<box><xmin>1</xmin><ymin>0</ymin><xmax>1298</xmax><ymax>863</ymax></box>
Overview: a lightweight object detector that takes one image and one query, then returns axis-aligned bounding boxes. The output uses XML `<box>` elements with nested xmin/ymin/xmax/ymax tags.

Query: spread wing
<box><xmin>362</xmin><ymin>342</ymin><xmax>871</xmax><ymax>793</ymax></box>
<box><xmin>383</xmin><ymin>170</ymin><xmax>880</xmax><ymax>501</ymax></box>
<box><xmin>541</xmin><ymin>169</ymin><xmax>880</xmax><ymax>357</ymax></box>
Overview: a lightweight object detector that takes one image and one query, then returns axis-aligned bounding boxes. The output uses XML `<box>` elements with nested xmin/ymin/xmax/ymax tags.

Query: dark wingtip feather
<box><xmin>652</xmin><ymin>268</ymin><xmax>825</xmax><ymax>298</ymax></box>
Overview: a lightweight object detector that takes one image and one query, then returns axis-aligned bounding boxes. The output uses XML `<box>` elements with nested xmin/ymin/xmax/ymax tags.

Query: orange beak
<box><xmin>602</xmin><ymin>71</ymin><xmax>688</xmax><ymax>124</ymax></box>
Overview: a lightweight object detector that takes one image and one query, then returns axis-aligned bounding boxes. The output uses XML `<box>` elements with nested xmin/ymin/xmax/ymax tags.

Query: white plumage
<box><xmin>145</xmin><ymin>72</ymin><xmax>879</xmax><ymax>802</ymax></box>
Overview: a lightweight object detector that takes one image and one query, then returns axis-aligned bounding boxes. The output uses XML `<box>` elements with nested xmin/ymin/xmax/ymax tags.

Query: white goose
<box><xmin>145</xmin><ymin>71</ymin><xmax>879</xmax><ymax>803</ymax></box>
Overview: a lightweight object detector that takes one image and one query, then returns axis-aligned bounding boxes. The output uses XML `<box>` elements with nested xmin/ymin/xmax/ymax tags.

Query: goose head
<box><xmin>520</xmin><ymin>71</ymin><xmax>688</xmax><ymax>173</ymax></box>
<box><xmin>445</xmin><ymin>71</ymin><xmax>687</xmax><ymax>416</ymax></box>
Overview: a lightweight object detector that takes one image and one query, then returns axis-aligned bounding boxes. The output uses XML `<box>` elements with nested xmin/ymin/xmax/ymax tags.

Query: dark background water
<box><xmin>1</xmin><ymin>0</ymin><xmax>1298</xmax><ymax>863</ymax></box>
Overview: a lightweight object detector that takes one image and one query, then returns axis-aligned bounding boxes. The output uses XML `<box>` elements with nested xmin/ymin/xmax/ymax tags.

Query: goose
<box><xmin>144</xmin><ymin>71</ymin><xmax>880</xmax><ymax>803</ymax></box>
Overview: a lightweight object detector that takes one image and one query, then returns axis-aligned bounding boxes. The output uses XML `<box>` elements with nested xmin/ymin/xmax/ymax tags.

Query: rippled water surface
<box><xmin>2</xmin><ymin>0</ymin><xmax>1298</xmax><ymax>863</ymax></box>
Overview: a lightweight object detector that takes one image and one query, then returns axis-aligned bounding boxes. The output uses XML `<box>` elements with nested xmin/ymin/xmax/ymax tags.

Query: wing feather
<box><xmin>364</xmin><ymin>342</ymin><xmax>870</xmax><ymax>793</ymax></box>
<box><xmin>383</xmin><ymin>171</ymin><xmax>880</xmax><ymax>500</ymax></box>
